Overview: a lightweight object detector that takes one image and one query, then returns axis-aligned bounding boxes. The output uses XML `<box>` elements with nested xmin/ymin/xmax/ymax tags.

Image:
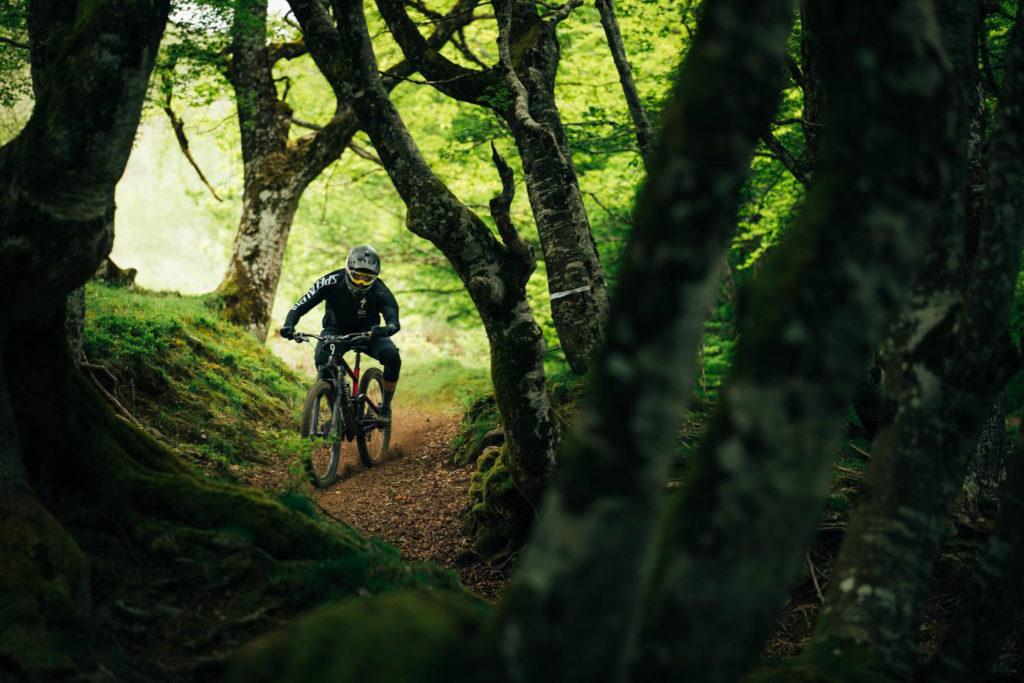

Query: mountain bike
<box><xmin>291</xmin><ymin>331</ymin><xmax>391</xmax><ymax>487</ymax></box>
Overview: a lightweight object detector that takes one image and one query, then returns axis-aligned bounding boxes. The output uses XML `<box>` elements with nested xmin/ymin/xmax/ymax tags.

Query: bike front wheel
<box><xmin>300</xmin><ymin>380</ymin><xmax>341</xmax><ymax>487</ymax></box>
<box><xmin>357</xmin><ymin>367</ymin><xmax>391</xmax><ymax>467</ymax></box>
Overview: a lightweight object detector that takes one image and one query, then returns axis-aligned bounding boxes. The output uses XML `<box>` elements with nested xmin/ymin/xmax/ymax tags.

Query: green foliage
<box><xmin>83</xmin><ymin>282</ymin><xmax>306</xmax><ymax>474</ymax></box>
<box><xmin>0</xmin><ymin>2</ymin><xmax>29</xmax><ymax>108</ymax></box>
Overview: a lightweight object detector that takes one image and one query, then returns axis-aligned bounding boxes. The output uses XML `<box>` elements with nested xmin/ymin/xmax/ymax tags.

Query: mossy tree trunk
<box><xmin>374</xmin><ymin>0</ymin><xmax>609</xmax><ymax>374</ymax></box>
<box><xmin>0</xmin><ymin>0</ymin><xmax>168</xmax><ymax>482</ymax></box>
<box><xmin>630</xmin><ymin>0</ymin><xmax>956</xmax><ymax>680</ymax></box>
<box><xmin>217</xmin><ymin>0</ymin><xmax>474</xmax><ymax>341</ymax></box>
<box><xmin>803</xmin><ymin>4</ymin><xmax>1024</xmax><ymax>678</ymax></box>
<box><xmin>493</xmin><ymin>0</ymin><xmax>798</xmax><ymax>680</ymax></box>
<box><xmin>287</xmin><ymin>0</ymin><xmax>560</xmax><ymax>506</ymax></box>
<box><xmin>931</xmin><ymin>427</ymin><xmax>1024</xmax><ymax>682</ymax></box>
<box><xmin>0</xmin><ymin>0</ymin><xmax>169</xmax><ymax>670</ymax></box>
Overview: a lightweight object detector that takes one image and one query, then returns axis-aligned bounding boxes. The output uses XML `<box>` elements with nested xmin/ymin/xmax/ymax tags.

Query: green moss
<box><xmin>462</xmin><ymin>446</ymin><xmax>534</xmax><ymax>560</ymax></box>
<box><xmin>227</xmin><ymin>591</ymin><xmax>496</xmax><ymax>683</ymax></box>
<box><xmin>0</xmin><ymin>488</ymin><xmax>91</xmax><ymax>672</ymax></box>
<box><xmin>450</xmin><ymin>393</ymin><xmax>502</xmax><ymax>466</ymax></box>
<box><xmin>83</xmin><ymin>282</ymin><xmax>306</xmax><ymax>472</ymax></box>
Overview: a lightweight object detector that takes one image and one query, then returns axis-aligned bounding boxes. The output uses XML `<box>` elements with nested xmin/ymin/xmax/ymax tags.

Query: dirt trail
<box><xmin>306</xmin><ymin>407</ymin><xmax>508</xmax><ymax>600</ymax></box>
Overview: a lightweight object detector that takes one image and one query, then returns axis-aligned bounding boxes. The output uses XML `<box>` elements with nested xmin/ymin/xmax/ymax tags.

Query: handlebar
<box><xmin>289</xmin><ymin>331</ymin><xmax>373</xmax><ymax>346</ymax></box>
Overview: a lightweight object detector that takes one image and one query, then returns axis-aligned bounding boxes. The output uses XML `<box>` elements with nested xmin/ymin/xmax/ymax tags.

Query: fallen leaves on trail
<box><xmin>244</xmin><ymin>408</ymin><xmax>509</xmax><ymax>600</ymax></box>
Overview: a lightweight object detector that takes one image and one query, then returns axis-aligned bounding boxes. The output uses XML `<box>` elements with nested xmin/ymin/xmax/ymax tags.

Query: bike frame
<box><xmin>300</xmin><ymin>333</ymin><xmax>383</xmax><ymax>427</ymax></box>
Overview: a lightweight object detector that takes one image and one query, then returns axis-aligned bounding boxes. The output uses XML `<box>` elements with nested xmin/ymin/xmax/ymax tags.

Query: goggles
<box><xmin>349</xmin><ymin>269</ymin><xmax>378</xmax><ymax>286</ymax></box>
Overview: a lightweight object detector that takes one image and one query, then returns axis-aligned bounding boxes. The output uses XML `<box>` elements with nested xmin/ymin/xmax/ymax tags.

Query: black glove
<box><xmin>280</xmin><ymin>326</ymin><xmax>295</xmax><ymax>339</ymax></box>
<box><xmin>370</xmin><ymin>326</ymin><xmax>386</xmax><ymax>339</ymax></box>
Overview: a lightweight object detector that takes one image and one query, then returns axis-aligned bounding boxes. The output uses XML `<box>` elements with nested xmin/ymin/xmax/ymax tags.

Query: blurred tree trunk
<box><xmin>631</xmin><ymin>0</ymin><xmax>956</xmax><ymax>680</ymax></box>
<box><xmin>375</xmin><ymin>0</ymin><xmax>609</xmax><ymax>374</ymax></box>
<box><xmin>802</xmin><ymin>2</ymin><xmax>1024</xmax><ymax>679</ymax></box>
<box><xmin>596</xmin><ymin>0</ymin><xmax>655</xmax><ymax>172</ymax></box>
<box><xmin>0</xmin><ymin>0</ymin><xmax>169</xmax><ymax>670</ymax></box>
<box><xmin>287</xmin><ymin>0</ymin><xmax>560</xmax><ymax>506</ymax></box>
<box><xmin>495</xmin><ymin>0</ymin><xmax>798</xmax><ymax>679</ymax></box>
<box><xmin>217</xmin><ymin>0</ymin><xmax>474</xmax><ymax>341</ymax></box>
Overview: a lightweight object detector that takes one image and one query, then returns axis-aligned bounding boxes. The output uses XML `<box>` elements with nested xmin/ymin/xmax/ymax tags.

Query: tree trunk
<box><xmin>217</xmin><ymin>0</ymin><xmax>353</xmax><ymax>341</ymax></box>
<box><xmin>954</xmin><ymin>394</ymin><xmax>1006</xmax><ymax>526</ymax></box>
<box><xmin>0</xmin><ymin>0</ymin><xmax>168</xmax><ymax>488</ymax></box>
<box><xmin>804</xmin><ymin>2</ymin><xmax>1024</xmax><ymax>678</ymax></box>
<box><xmin>217</xmin><ymin>0</ymin><xmax>477</xmax><ymax>341</ymax></box>
<box><xmin>0</xmin><ymin>0</ymin><xmax>169</xmax><ymax>670</ymax></box>
<box><xmin>596</xmin><ymin>0</ymin><xmax>655</xmax><ymax>171</ymax></box>
<box><xmin>494</xmin><ymin>0</ymin><xmax>798</xmax><ymax>679</ymax></box>
<box><xmin>374</xmin><ymin>0</ymin><xmax>609</xmax><ymax>374</ymax></box>
<box><xmin>632</xmin><ymin>0</ymin><xmax>957</xmax><ymax>680</ymax></box>
<box><xmin>930</xmin><ymin>431</ymin><xmax>1024</xmax><ymax>682</ymax></box>
<box><xmin>288</xmin><ymin>0</ymin><xmax>560</xmax><ymax>506</ymax></box>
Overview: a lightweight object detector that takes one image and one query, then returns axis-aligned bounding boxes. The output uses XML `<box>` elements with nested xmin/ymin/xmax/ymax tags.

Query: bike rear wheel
<box><xmin>357</xmin><ymin>367</ymin><xmax>390</xmax><ymax>467</ymax></box>
<box><xmin>300</xmin><ymin>380</ymin><xmax>341</xmax><ymax>487</ymax></box>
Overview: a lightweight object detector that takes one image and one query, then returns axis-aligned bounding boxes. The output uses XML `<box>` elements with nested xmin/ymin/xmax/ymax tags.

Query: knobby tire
<box><xmin>357</xmin><ymin>367</ymin><xmax>390</xmax><ymax>467</ymax></box>
<box><xmin>301</xmin><ymin>380</ymin><xmax>341</xmax><ymax>487</ymax></box>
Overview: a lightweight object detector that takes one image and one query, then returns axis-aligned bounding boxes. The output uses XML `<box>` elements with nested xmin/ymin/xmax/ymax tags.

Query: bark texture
<box><xmin>632</xmin><ymin>0</ymin><xmax>956</xmax><ymax>680</ymax></box>
<box><xmin>374</xmin><ymin>0</ymin><xmax>609</xmax><ymax>374</ymax></box>
<box><xmin>931</xmin><ymin>432</ymin><xmax>1024</xmax><ymax>681</ymax></box>
<box><xmin>804</xmin><ymin>2</ymin><xmax>1024</xmax><ymax>678</ymax></box>
<box><xmin>493</xmin><ymin>0</ymin><xmax>797</xmax><ymax>680</ymax></box>
<box><xmin>0</xmin><ymin>0</ymin><xmax>169</xmax><ymax>671</ymax></box>
<box><xmin>217</xmin><ymin>0</ymin><xmax>473</xmax><ymax>341</ymax></box>
<box><xmin>0</xmin><ymin>0</ymin><xmax>169</xmax><ymax>485</ymax></box>
<box><xmin>287</xmin><ymin>0</ymin><xmax>559</xmax><ymax>506</ymax></box>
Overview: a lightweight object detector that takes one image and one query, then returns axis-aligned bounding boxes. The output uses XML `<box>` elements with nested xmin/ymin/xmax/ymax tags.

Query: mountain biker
<box><xmin>279</xmin><ymin>244</ymin><xmax>400</xmax><ymax>419</ymax></box>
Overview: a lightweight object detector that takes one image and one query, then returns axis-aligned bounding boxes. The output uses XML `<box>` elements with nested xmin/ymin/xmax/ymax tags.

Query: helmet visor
<box><xmin>349</xmin><ymin>269</ymin><xmax>378</xmax><ymax>287</ymax></box>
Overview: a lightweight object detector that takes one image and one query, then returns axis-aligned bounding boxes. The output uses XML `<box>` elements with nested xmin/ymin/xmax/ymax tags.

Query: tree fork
<box><xmin>494</xmin><ymin>0</ymin><xmax>798</xmax><ymax>680</ymax></box>
<box><xmin>638</xmin><ymin>0</ymin><xmax>957</xmax><ymax>679</ymax></box>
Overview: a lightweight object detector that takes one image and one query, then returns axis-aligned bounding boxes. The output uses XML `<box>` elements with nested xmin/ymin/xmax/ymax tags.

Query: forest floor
<box><xmin>239</xmin><ymin>407</ymin><xmax>510</xmax><ymax>601</ymax></box>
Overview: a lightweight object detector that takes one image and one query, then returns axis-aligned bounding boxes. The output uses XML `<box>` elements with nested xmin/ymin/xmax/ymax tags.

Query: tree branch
<box><xmin>289</xmin><ymin>115</ymin><xmax>323</xmax><ymax>131</ymax></box>
<box><xmin>595</xmin><ymin>0</ymin><xmax>655</xmax><ymax>171</ymax></box>
<box><xmin>348</xmin><ymin>141</ymin><xmax>382</xmax><ymax>166</ymax></box>
<box><xmin>489</xmin><ymin>142</ymin><xmax>535</xmax><ymax>274</ymax></box>
<box><xmin>161</xmin><ymin>93</ymin><xmax>224</xmax><ymax>202</ymax></box>
<box><xmin>266</xmin><ymin>39</ymin><xmax>308</xmax><ymax>64</ymax></box>
<box><xmin>760</xmin><ymin>130</ymin><xmax>811</xmax><ymax>186</ymax></box>
<box><xmin>496</xmin><ymin>1</ymin><xmax>547</xmax><ymax>135</ymax></box>
<box><xmin>373</xmin><ymin>0</ymin><xmax>495</xmax><ymax>104</ymax></box>
<box><xmin>0</xmin><ymin>35</ymin><xmax>29</xmax><ymax>50</ymax></box>
<box><xmin>546</xmin><ymin>0</ymin><xmax>582</xmax><ymax>25</ymax></box>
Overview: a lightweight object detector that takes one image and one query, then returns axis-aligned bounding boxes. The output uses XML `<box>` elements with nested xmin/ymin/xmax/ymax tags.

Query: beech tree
<box><xmin>215</xmin><ymin>0</ymin><xmax>476</xmax><ymax>340</ymax></box>
<box><xmin>803</xmin><ymin>2</ymin><xmax>1024</xmax><ymax>679</ymax></box>
<box><xmin>499</xmin><ymin>0</ymin><xmax>962</xmax><ymax>679</ymax></box>
<box><xmin>286</xmin><ymin>0</ymin><xmax>560</xmax><ymax>506</ymax></box>
<box><xmin>0</xmin><ymin>0</ymin><xmax>170</xmax><ymax>662</ymax></box>
<box><xmin>374</xmin><ymin>0</ymin><xmax>610</xmax><ymax>374</ymax></box>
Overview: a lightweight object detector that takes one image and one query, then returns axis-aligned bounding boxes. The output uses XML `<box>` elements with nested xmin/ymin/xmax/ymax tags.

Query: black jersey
<box><xmin>283</xmin><ymin>269</ymin><xmax>400</xmax><ymax>336</ymax></box>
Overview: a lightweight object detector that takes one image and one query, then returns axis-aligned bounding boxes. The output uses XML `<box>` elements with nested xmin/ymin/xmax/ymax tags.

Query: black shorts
<box><xmin>314</xmin><ymin>329</ymin><xmax>401</xmax><ymax>382</ymax></box>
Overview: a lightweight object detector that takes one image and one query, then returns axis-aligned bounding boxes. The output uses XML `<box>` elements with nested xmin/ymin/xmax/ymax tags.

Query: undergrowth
<box><xmin>83</xmin><ymin>282</ymin><xmax>305</xmax><ymax>476</ymax></box>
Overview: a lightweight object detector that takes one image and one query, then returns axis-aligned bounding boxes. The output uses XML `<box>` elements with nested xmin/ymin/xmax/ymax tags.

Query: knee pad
<box><xmin>380</xmin><ymin>348</ymin><xmax>401</xmax><ymax>382</ymax></box>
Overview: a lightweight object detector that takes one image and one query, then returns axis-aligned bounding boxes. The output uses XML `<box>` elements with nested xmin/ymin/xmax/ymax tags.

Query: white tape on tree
<box><xmin>549</xmin><ymin>284</ymin><xmax>592</xmax><ymax>301</ymax></box>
